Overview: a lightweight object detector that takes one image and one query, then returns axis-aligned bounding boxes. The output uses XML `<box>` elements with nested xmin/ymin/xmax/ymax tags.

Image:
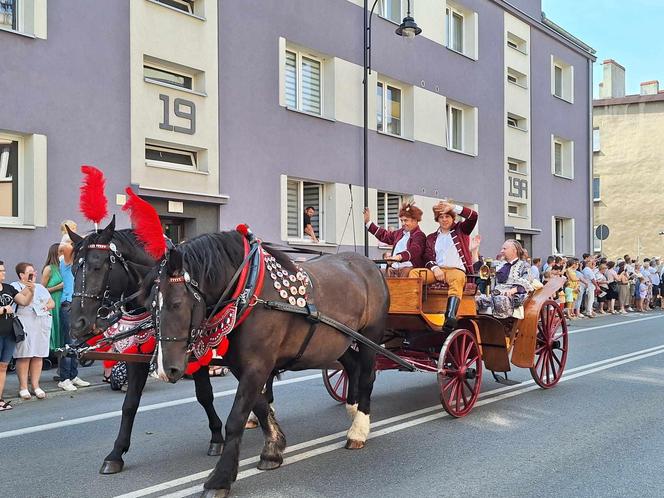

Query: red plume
<box><xmin>122</xmin><ymin>187</ymin><xmax>167</xmax><ymax>260</ymax></box>
<box><xmin>235</xmin><ymin>224</ymin><xmax>249</xmax><ymax>237</ymax></box>
<box><xmin>79</xmin><ymin>165</ymin><xmax>108</xmax><ymax>224</ymax></box>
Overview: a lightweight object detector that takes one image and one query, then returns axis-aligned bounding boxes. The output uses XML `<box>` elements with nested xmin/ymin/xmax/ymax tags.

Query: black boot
<box><xmin>442</xmin><ymin>296</ymin><xmax>461</xmax><ymax>334</ymax></box>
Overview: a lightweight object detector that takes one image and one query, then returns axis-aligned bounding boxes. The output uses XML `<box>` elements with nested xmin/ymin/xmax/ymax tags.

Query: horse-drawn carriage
<box><xmin>323</xmin><ymin>273</ymin><xmax>568</xmax><ymax>417</ymax></box>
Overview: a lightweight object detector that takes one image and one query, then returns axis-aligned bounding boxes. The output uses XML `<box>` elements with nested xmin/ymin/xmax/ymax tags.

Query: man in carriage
<box><xmin>410</xmin><ymin>200</ymin><xmax>478</xmax><ymax>333</ymax></box>
<box><xmin>363</xmin><ymin>202</ymin><xmax>426</xmax><ymax>277</ymax></box>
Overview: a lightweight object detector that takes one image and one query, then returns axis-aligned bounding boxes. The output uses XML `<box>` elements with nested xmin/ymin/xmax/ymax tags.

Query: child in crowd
<box><xmin>637</xmin><ymin>276</ymin><xmax>648</xmax><ymax>312</ymax></box>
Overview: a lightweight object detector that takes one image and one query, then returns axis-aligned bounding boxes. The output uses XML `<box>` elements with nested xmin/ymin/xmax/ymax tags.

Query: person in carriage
<box><xmin>408</xmin><ymin>200</ymin><xmax>478</xmax><ymax>333</ymax></box>
<box><xmin>476</xmin><ymin>239</ymin><xmax>536</xmax><ymax>319</ymax></box>
<box><xmin>363</xmin><ymin>202</ymin><xmax>426</xmax><ymax>277</ymax></box>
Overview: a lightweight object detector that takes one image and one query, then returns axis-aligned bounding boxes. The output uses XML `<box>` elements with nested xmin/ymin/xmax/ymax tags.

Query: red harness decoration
<box><xmin>184</xmin><ymin>230</ymin><xmax>266</xmax><ymax>375</ymax></box>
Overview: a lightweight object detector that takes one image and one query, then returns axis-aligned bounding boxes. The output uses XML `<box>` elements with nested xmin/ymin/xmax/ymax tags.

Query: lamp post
<box><xmin>363</xmin><ymin>0</ymin><xmax>421</xmax><ymax>256</ymax></box>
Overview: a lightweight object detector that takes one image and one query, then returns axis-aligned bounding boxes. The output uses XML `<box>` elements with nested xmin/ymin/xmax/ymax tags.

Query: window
<box><xmin>552</xmin><ymin>135</ymin><xmax>574</xmax><ymax>179</ymax></box>
<box><xmin>507</xmin><ymin>157</ymin><xmax>527</xmax><ymax>175</ymax></box>
<box><xmin>446</xmin><ymin>8</ymin><xmax>464</xmax><ymax>53</ymax></box>
<box><xmin>593</xmin><ymin>177</ymin><xmax>600</xmax><ymax>202</ymax></box>
<box><xmin>145</xmin><ymin>143</ymin><xmax>197</xmax><ymax>170</ymax></box>
<box><xmin>0</xmin><ymin>138</ymin><xmax>19</xmax><ymax>219</ymax></box>
<box><xmin>378</xmin><ymin>0</ymin><xmax>401</xmax><ymax>24</ymax></box>
<box><xmin>507</xmin><ymin>112</ymin><xmax>527</xmax><ymax>131</ymax></box>
<box><xmin>0</xmin><ymin>131</ymin><xmax>47</xmax><ymax>227</ymax></box>
<box><xmin>154</xmin><ymin>0</ymin><xmax>194</xmax><ymax>14</ymax></box>
<box><xmin>507</xmin><ymin>67</ymin><xmax>527</xmax><ymax>88</ymax></box>
<box><xmin>445</xmin><ymin>3</ymin><xmax>478</xmax><ymax>59</ymax></box>
<box><xmin>551</xmin><ymin>56</ymin><xmax>574</xmax><ymax>102</ymax></box>
<box><xmin>377</xmin><ymin>192</ymin><xmax>402</xmax><ymax>230</ymax></box>
<box><xmin>553</xmin><ymin>217</ymin><xmax>575</xmax><ymax>255</ymax></box>
<box><xmin>285</xmin><ymin>50</ymin><xmax>322</xmax><ymax>116</ymax></box>
<box><xmin>377</xmin><ymin>82</ymin><xmax>402</xmax><ymax>136</ymax></box>
<box><xmin>593</xmin><ymin>128</ymin><xmax>601</xmax><ymax>152</ymax></box>
<box><xmin>0</xmin><ymin>0</ymin><xmax>17</xmax><ymax>30</ymax></box>
<box><xmin>508</xmin><ymin>202</ymin><xmax>526</xmax><ymax>217</ymax></box>
<box><xmin>144</xmin><ymin>66</ymin><xmax>193</xmax><ymax>90</ymax></box>
<box><xmin>287</xmin><ymin>179</ymin><xmax>324</xmax><ymax>241</ymax></box>
<box><xmin>506</xmin><ymin>32</ymin><xmax>527</xmax><ymax>54</ymax></box>
<box><xmin>446</xmin><ymin>100</ymin><xmax>478</xmax><ymax>155</ymax></box>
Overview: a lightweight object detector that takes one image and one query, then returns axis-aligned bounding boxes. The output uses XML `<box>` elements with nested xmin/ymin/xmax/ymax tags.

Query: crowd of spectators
<box><xmin>0</xmin><ymin>220</ymin><xmax>89</xmax><ymax>412</ymax></box>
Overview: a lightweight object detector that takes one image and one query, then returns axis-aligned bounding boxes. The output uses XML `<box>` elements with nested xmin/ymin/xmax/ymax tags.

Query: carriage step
<box><xmin>491</xmin><ymin>371</ymin><xmax>521</xmax><ymax>386</ymax></box>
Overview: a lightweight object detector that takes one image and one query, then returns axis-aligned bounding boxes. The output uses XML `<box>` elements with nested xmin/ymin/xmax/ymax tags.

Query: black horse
<box><xmin>151</xmin><ymin>230</ymin><xmax>388</xmax><ymax>498</ymax></box>
<box><xmin>67</xmin><ymin>218</ymin><xmax>228</xmax><ymax>474</ymax></box>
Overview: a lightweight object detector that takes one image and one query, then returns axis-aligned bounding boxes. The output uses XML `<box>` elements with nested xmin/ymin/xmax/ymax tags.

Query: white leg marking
<box><xmin>347</xmin><ymin>410</ymin><xmax>370</xmax><ymax>442</ymax></box>
<box><xmin>345</xmin><ymin>403</ymin><xmax>358</xmax><ymax>420</ymax></box>
<box><xmin>157</xmin><ymin>344</ymin><xmax>169</xmax><ymax>382</ymax></box>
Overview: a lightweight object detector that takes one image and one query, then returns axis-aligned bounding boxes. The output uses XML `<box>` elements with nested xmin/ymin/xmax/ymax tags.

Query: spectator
<box><xmin>0</xmin><ymin>259</ymin><xmax>35</xmax><ymax>412</ymax></box>
<box><xmin>303</xmin><ymin>207</ymin><xmax>319</xmax><ymax>243</ymax></box>
<box><xmin>582</xmin><ymin>259</ymin><xmax>597</xmax><ymax>317</ymax></box>
<box><xmin>637</xmin><ymin>276</ymin><xmax>648</xmax><ymax>312</ymax></box>
<box><xmin>605</xmin><ymin>261</ymin><xmax>619</xmax><ymax>314</ymax></box>
<box><xmin>564</xmin><ymin>259</ymin><xmax>580</xmax><ymax>319</ymax></box>
<box><xmin>530</xmin><ymin>258</ymin><xmax>542</xmax><ymax>282</ymax></box>
<box><xmin>615</xmin><ymin>261</ymin><xmax>630</xmax><ymax>314</ymax></box>
<box><xmin>57</xmin><ymin>226</ymin><xmax>89</xmax><ymax>391</ymax></box>
<box><xmin>595</xmin><ymin>263</ymin><xmax>609</xmax><ymax>314</ymax></box>
<box><xmin>542</xmin><ymin>255</ymin><xmax>555</xmax><ymax>275</ymax></box>
<box><xmin>650</xmin><ymin>260</ymin><xmax>661</xmax><ymax>308</ymax></box>
<box><xmin>12</xmin><ymin>262</ymin><xmax>54</xmax><ymax>400</ymax></box>
<box><xmin>41</xmin><ymin>243</ymin><xmax>64</xmax><ymax>354</ymax></box>
<box><xmin>575</xmin><ymin>263</ymin><xmax>589</xmax><ymax>318</ymax></box>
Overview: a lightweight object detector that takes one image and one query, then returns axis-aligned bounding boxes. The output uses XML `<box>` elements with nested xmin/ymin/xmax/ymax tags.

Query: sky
<box><xmin>541</xmin><ymin>0</ymin><xmax>664</xmax><ymax>97</ymax></box>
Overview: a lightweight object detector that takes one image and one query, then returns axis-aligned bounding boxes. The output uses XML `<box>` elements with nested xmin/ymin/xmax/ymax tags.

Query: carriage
<box><xmin>323</xmin><ymin>273</ymin><xmax>569</xmax><ymax>417</ymax></box>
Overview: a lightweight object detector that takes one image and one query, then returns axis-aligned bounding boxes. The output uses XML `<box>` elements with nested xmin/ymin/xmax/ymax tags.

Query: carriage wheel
<box><xmin>322</xmin><ymin>368</ymin><xmax>348</xmax><ymax>403</ymax></box>
<box><xmin>437</xmin><ymin>329</ymin><xmax>483</xmax><ymax>418</ymax></box>
<box><xmin>529</xmin><ymin>300</ymin><xmax>569</xmax><ymax>389</ymax></box>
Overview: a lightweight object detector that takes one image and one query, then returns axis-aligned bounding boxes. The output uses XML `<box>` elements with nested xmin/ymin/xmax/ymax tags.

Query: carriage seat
<box><xmin>427</xmin><ymin>281</ymin><xmax>477</xmax><ymax>296</ymax></box>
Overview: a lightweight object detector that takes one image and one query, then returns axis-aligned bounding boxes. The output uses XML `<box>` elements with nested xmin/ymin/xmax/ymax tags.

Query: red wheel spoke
<box><xmin>463</xmin><ymin>379</ymin><xmax>475</xmax><ymax>394</ymax></box>
<box><xmin>442</xmin><ymin>377</ymin><xmax>458</xmax><ymax>394</ymax></box>
<box><xmin>463</xmin><ymin>341</ymin><xmax>474</xmax><ymax>362</ymax></box>
<box><xmin>455</xmin><ymin>383</ymin><xmax>462</xmax><ymax>413</ymax></box>
<box><xmin>551</xmin><ymin>351</ymin><xmax>562</xmax><ymax>368</ymax></box>
<box><xmin>548</xmin><ymin>353</ymin><xmax>557</xmax><ymax>380</ymax></box>
<box><xmin>460</xmin><ymin>382</ymin><xmax>469</xmax><ymax>408</ymax></box>
<box><xmin>465</xmin><ymin>355</ymin><xmax>479</xmax><ymax>368</ymax></box>
<box><xmin>332</xmin><ymin>372</ymin><xmax>344</xmax><ymax>392</ymax></box>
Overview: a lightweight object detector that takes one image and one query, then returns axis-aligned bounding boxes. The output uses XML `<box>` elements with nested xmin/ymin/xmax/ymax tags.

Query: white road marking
<box><xmin>118</xmin><ymin>343</ymin><xmax>664</xmax><ymax>498</ymax></box>
<box><xmin>0</xmin><ymin>373</ymin><xmax>322</xmax><ymax>440</ymax></box>
<box><xmin>3</xmin><ymin>314</ymin><xmax>662</xmax><ymax>441</ymax></box>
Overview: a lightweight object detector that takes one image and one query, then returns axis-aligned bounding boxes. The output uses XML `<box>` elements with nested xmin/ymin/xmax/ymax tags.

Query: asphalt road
<box><xmin>3</xmin><ymin>311</ymin><xmax>664</xmax><ymax>498</ymax></box>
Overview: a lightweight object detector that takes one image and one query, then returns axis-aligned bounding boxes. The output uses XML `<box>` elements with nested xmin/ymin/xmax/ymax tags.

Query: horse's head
<box><xmin>69</xmin><ymin>216</ymin><xmax>141</xmax><ymax>339</ymax></box>
<box><xmin>154</xmin><ymin>248</ymin><xmax>208</xmax><ymax>383</ymax></box>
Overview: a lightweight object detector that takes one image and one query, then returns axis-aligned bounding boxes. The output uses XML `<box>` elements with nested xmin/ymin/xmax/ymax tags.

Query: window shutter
<box><xmin>387</xmin><ymin>194</ymin><xmax>400</xmax><ymax>229</ymax></box>
<box><xmin>303</xmin><ymin>183</ymin><xmax>321</xmax><ymax>238</ymax></box>
<box><xmin>377</xmin><ymin>191</ymin><xmax>386</xmax><ymax>227</ymax></box>
<box><xmin>301</xmin><ymin>57</ymin><xmax>321</xmax><ymax>115</ymax></box>
<box><xmin>287</xmin><ymin>180</ymin><xmax>299</xmax><ymax>237</ymax></box>
<box><xmin>285</xmin><ymin>51</ymin><xmax>297</xmax><ymax>109</ymax></box>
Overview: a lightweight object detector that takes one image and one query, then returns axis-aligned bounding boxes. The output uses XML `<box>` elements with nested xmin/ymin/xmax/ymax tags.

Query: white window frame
<box><xmin>593</xmin><ymin>128</ymin><xmax>601</xmax><ymax>152</ymax></box>
<box><xmin>507</xmin><ymin>112</ymin><xmax>527</xmax><ymax>132</ymax></box>
<box><xmin>144</xmin><ymin>65</ymin><xmax>194</xmax><ymax>91</ymax></box>
<box><xmin>507</xmin><ymin>157</ymin><xmax>527</xmax><ymax>175</ymax></box>
<box><xmin>507</xmin><ymin>201</ymin><xmax>527</xmax><ymax>218</ymax></box>
<box><xmin>506</xmin><ymin>32</ymin><xmax>527</xmax><ymax>54</ymax></box>
<box><xmin>0</xmin><ymin>134</ymin><xmax>24</xmax><ymax>225</ymax></box>
<box><xmin>447</xmin><ymin>104</ymin><xmax>464</xmax><ymax>153</ymax></box>
<box><xmin>446</xmin><ymin>7</ymin><xmax>465</xmax><ymax>54</ymax></box>
<box><xmin>593</xmin><ymin>177</ymin><xmax>601</xmax><ymax>202</ymax></box>
<box><xmin>552</xmin><ymin>216</ymin><xmax>575</xmax><ymax>256</ymax></box>
<box><xmin>285</xmin><ymin>49</ymin><xmax>323</xmax><ymax>117</ymax></box>
<box><xmin>551</xmin><ymin>135</ymin><xmax>574</xmax><ymax>179</ymax></box>
<box><xmin>551</xmin><ymin>56</ymin><xmax>574</xmax><ymax>103</ymax></box>
<box><xmin>378</xmin><ymin>0</ymin><xmax>402</xmax><ymax>24</ymax></box>
<box><xmin>593</xmin><ymin>226</ymin><xmax>602</xmax><ymax>253</ymax></box>
<box><xmin>153</xmin><ymin>0</ymin><xmax>194</xmax><ymax>14</ymax></box>
<box><xmin>377</xmin><ymin>81</ymin><xmax>403</xmax><ymax>137</ymax></box>
<box><xmin>507</xmin><ymin>67</ymin><xmax>527</xmax><ymax>88</ymax></box>
<box><xmin>145</xmin><ymin>142</ymin><xmax>199</xmax><ymax>172</ymax></box>
<box><xmin>286</xmin><ymin>178</ymin><xmax>325</xmax><ymax>243</ymax></box>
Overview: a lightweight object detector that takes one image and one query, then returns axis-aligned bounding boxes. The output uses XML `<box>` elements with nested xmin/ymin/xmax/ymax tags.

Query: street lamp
<box><xmin>363</xmin><ymin>0</ymin><xmax>421</xmax><ymax>256</ymax></box>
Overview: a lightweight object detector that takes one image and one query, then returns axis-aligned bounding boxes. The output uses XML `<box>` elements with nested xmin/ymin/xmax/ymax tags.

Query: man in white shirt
<box><xmin>582</xmin><ymin>259</ymin><xmax>597</xmax><ymax>317</ymax></box>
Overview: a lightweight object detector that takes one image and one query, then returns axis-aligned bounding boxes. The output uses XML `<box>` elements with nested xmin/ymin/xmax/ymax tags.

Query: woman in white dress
<box><xmin>12</xmin><ymin>262</ymin><xmax>54</xmax><ymax>400</ymax></box>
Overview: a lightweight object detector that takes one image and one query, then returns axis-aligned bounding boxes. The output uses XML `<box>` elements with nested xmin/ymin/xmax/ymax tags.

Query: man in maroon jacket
<box><xmin>364</xmin><ymin>202</ymin><xmax>426</xmax><ymax>277</ymax></box>
<box><xmin>418</xmin><ymin>201</ymin><xmax>478</xmax><ymax>333</ymax></box>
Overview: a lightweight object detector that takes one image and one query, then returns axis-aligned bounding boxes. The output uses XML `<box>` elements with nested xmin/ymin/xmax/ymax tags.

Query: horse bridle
<box><xmin>73</xmin><ymin>242</ymin><xmax>135</xmax><ymax>323</ymax></box>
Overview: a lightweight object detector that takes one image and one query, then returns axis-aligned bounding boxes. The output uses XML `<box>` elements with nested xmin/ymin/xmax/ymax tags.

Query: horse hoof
<box><xmin>257</xmin><ymin>459</ymin><xmax>283</xmax><ymax>471</ymax></box>
<box><xmin>245</xmin><ymin>419</ymin><xmax>259</xmax><ymax>430</ymax></box>
<box><xmin>345</xmin><ymin>439</ymin><xmax>365</xmax><ymax>450</ymax></box>
<box><xmin>99</xmin><ymin>460</ymin><xmax>124</xmax><ymax>474</ymax></box>
<box><xmin>207</xmin><ymin>442</ymin><xmax>223</xmax><ymax>456</ymax></box>
<box><xmin>200</xmin><ymin>488</ymin><xmax>230</xmax><ymax>498</ymax></box>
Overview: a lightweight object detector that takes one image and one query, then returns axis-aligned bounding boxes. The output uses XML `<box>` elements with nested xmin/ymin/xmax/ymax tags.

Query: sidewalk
<box><xmin>3</xmin><ymin>361</ymin><xmax>110</xmax><ymax>402</ymax></box>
